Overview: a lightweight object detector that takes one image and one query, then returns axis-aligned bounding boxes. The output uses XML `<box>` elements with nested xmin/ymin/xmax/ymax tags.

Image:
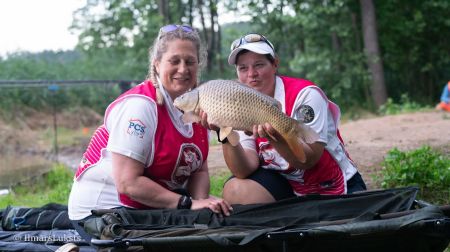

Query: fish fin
<box><xmin>182</xmin><ymin>112</ymin><xmax>201</xmax><ymax>123</ymax></box>
<box><xmin>282</xmin><ymin>121</ymin><xmax>319</xmax><ymax>163</ymax></box>
<box><xmin>219</xmin><ymin>127</ymin><xmax>240</xmax><ymax>146</ymax></box>
<box><xmin>266</xmin><ymin>131</ymin><xmax>278</xmax><ymax>142</ymax></box>
<box><xmin>274</xmin><ymin>100</ymin><xmax>282</xmax><ymax>110</ymax></box>
<box><xmin>227</xmin><ymin>130</ymin><xmax>240</xmax><ymax>146</ymax></box>
<box><xmin>266</xmin><ymin>98</ymin><xmax>282</xmax><ymax>110</ymax></box>
<box><xmin>283</xmin><ymin>130</ymin><xmax>306</xmax><ymax>163</ymax></box>
<box><xmin>219</xmin><ymin>126</ymin><xmax>233</xmax><ymax>141</ymax></box>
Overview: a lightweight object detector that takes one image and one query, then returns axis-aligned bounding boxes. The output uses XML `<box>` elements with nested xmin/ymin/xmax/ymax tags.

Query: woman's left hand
<box><xmin>191</xmin><ymin>195</ymin><xmax>233</xmax><ymax>216</ymax></box>
<box><xmin>253</xmin><ymin>123</ymin><xmax>281</xmax><ymax>142</ymax></box>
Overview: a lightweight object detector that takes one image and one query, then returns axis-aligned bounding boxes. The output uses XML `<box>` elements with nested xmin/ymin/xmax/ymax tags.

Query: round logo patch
<box><xmin>297</xmin><ymin>105</ymin><xmax>315</xmax><ymax>123</ymax></box>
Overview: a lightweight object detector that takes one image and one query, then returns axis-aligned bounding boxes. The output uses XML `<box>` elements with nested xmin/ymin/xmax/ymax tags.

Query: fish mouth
<box><xmin>173</xmin><ymin>103</ymin><xmax>184</xmax><ymax>113</ymax></box>
<box><xmin>173</xmin><ymin>102</ymin><xmax>184</xmax><ymax>114</ymax></box>
<box><xmin>174</xmin><ymin>106</ymin><xmax>184</xmax><ymax>114</ymax></box>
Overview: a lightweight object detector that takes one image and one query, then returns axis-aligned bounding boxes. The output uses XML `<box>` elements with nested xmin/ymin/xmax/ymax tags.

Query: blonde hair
<box><xmin>147</xmin><ymin>26</ymin><xmax>207</xmax><ymax>105</ymax></box>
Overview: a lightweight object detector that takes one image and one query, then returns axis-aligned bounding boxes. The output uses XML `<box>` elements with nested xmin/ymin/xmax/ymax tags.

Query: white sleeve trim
<box><xmin>292</xmin><ymin>87</ymin><xmax>329</xmax><ymax>143</ymax></box>
<box><xmin>105</xmin><ymin>96</ymin><xmax>157</xmax><ymax>166</ymax></box>
<box><xmin>238</xmin><ymin>130</ymin><xmax>256</xmax><ymax>151</ymax></box>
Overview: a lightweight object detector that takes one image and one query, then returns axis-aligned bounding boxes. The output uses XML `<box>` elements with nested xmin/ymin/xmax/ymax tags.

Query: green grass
<box><xmin>41</xmin><ymin>126</ymin><xmax>90</xmax><ymax>147</ymax></box>
<box><xmin>374</xmin><ymin>145</ymin><xmax>450</xmax><ymax>205</ymax></box>
<box><xmin>210</xmin><ymin>172</ymin><xmax>231</xmax><ymax>197</ymax></box>
<box><xmin>209</xmin><ymin>130</ymin><xmax>220</xmax><ymax>146</ymax></box>
<box><xmin>378</xmin><ymin>94</ymin><xmax>431</xmax><ymax>115</ymax></box>
<box><xmin>0</xmin><ymin>164</ymin><xmax>73</xmax><ymax>208</ymax></box>
<box><xmin>0</xmin><ymin>163</ymin><xmax>231</xmax><ymax>208</ymax></box>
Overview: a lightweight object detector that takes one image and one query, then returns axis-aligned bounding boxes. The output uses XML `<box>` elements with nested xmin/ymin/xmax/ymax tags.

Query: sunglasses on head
<box><xmin>159</xmin><ymin>24</ymin><xmax>194</xmax><ymax>35</ymax></box>
<box><xmin>230</xmin><ymin>33</ymin><xmax>274</xmax><ymax>51</ymax></box>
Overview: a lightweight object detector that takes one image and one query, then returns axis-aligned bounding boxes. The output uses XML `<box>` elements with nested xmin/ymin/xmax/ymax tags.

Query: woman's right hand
<box><xmin>191</xmin><ymin>195</ymin><xmax>233</xmax><ymax>217</ymax></box>
<box><xmin>198</xmin><ymin>110</ymin><xmax>217</xmax><ymax>130</ymax></box>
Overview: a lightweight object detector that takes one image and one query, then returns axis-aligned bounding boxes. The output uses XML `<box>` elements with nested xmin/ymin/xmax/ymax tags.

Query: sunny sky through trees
<box><xmin>0</xmin><ymin>0</ymin><xmax>84</xmax><ymax>56</ymax></box>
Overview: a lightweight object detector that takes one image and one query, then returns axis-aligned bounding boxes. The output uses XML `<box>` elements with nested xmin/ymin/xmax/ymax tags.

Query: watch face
<box><xmin>178</xmin><ymin>195</ymin><xmax>192</xmax><ymax>209</ymax></box>
<box><xmin>297</xmin><ymin>105</ymin><xmax>315</xmax><ymax>123</ymax></box>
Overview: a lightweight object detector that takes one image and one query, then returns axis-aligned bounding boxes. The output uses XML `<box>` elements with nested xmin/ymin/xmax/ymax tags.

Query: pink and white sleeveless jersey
<box><xmin>250</xmin><ymin>76</ymin><xmax>357</xmax><ymax>195</ymax></box>
<box><xmin>70</xmin><ymin>81</ymin><xmax>208</xmax><ymax>214</ymax></box>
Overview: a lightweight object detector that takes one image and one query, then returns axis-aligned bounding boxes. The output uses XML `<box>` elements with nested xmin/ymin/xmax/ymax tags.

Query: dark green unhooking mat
<box><xmin>83</xmin><ymin>187</ymin><xmax>450</xmax><ymax>252</ymax></box>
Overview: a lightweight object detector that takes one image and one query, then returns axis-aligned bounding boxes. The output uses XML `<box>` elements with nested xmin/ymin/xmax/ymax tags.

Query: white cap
<box><xmin>228</xmin><ymin>41</ymin><xmax>275</xmax><ymax>65</ymax></box>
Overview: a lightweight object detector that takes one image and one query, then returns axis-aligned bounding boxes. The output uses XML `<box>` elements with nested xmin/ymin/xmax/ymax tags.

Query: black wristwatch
<box><xmin>177</xmin><ymin>195</ymin><xmax>192</xmax><ymax>209</ymax></box>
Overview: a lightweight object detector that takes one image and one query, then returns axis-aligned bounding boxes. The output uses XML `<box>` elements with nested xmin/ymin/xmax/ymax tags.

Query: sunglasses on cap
<box><xmin>230</xmin><ymin>33</ymin><xmax>275</xmax><ymax>51</ymax></box>
<box><xmin>158</xmin><ymin>24</ymin><xmax>195</xmax><ymax>38</ymax></box>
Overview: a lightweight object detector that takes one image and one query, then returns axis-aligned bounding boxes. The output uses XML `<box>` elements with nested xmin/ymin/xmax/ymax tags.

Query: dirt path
<box><xmin>207</xmin><ymin>111</ymin><xmax>450</xmax><ymax>189</ymax></box>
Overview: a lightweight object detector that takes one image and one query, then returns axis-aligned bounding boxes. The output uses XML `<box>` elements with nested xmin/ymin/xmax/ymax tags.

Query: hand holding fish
<box><xmin>173</xmin><ymin>79</ymin><xmax>319</xmax><ymax>163</ymax></box>
<box><xmin>254</xmin><ymin>123</ymin><xmax>324</xmax><ymax>168</ymax></box>
<box><xmin>254</xmin><ymin>123</ymin><xmax>280</xmax><ymax>141</ymax></box>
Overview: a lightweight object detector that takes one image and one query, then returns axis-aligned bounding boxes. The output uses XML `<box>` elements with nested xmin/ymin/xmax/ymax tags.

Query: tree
<box><xmin>70</xmin><ymin>0</ymin><xmax>224</xmax><ymax>80</ymax></box>
<box><xmin>228</xmin><ymin>0</ymin><xmax>372</xmax><ymax>109</ymax></box>
<box><xmin>360</xmin><ymin>0</ymin><xmax>387</xmax><ymax>108</ymax></box>
<box><xmin>376</xmin><ymin>0</ymin><xmax>450</xmax><ymax>104</ymax></box>
<box><xmin>4</xmin><ymin>0</ymin><xmax>448</xmax><ymax>113</ymax></box>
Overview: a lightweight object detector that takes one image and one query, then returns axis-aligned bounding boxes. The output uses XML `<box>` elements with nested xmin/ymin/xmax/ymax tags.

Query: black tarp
<box><xmin>0</xmin><ymin>204</ymin><xmax>92</xmax><ymax>251</ymax></box>
<box><xmin>1</xmin><ymin>203</ymin><xmax>72</xmax><ymax>231</ymax></box>
<box><xmin>83</xmin><ymin>187</ymin><xmax>450</xmax><ymax>252</ymax></box>
<box><xmin>1</xmin><ymin>187</ymin><xmax>449</xmax><ymax>252</ymax></box>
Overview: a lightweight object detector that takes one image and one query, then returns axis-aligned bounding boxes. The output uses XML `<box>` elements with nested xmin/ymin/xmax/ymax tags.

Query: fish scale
<box><xmin>198</xmin><ymin>80</ymin><xmax>289</xmax><ymax>131</ymax></box>
<box><xmin>173</xmin><ymin>79</ymin><xmax>319</xmax><ymax>163</ymax></box>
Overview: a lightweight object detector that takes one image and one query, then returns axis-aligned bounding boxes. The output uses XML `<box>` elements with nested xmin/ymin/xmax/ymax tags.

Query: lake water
<box><xmin>0</xmin><ymin>154</ymin><xmax>53</xmax><ymax>188</ymax></box>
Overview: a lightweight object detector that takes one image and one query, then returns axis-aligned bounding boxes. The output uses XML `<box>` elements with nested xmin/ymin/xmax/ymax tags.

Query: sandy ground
<box><xmin>207</xmin><ymin>110</ymin><xmax>450</xmax><ymax>189</ymax></box>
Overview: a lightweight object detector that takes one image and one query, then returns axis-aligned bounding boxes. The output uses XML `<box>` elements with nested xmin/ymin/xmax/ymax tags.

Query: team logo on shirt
<box><xmin>297</xmin><ymin>105</ymin><xmax>315</xmax><ymax>123</ymax></box>
<box><xmin>127</xmin><ymin>119</ymin><xmax>146</xmax><ymax>138</ymax></box>
<box><xmin>258</xmin><ymin>142</ymin><xmax>304</xmax><ymax>183</ymax></box>
<box><xmin>259</xmin><ymin>141</ymin><xmax>289</xmax><ymax>171</ymax></box>
<box><xmin>166</xmin><ymin>144</ymin><xmax>203</xmax><ymax>189</ymax></box>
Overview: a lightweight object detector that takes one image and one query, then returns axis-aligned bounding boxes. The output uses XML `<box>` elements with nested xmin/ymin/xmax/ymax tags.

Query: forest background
<box><xmin>0</xmin><ymin>0</ymin><xmax>449</xmax><ymax>114</ymax></box>
<box><xmin>0</xmin><ymin>0</ymin><xmax>449</xmax><ymax>206</ymax></box>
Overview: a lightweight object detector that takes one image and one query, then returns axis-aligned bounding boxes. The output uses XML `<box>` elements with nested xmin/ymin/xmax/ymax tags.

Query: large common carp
<box><xmin>173</xmin><ymin>79</ymin><xmax>318</xmax><ymax>163</ymax></box>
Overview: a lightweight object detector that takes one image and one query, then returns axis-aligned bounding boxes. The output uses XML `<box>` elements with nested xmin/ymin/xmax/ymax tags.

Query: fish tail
<box><xmin>281</xmin><ymin>122</ymin><xmax>319</xmax><ymax>163</ymax></box>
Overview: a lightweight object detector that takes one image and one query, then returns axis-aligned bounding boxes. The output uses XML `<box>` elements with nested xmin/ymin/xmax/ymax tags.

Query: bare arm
<box><xmin>112</xmin><ymin>152</ymin><xmax>232</xmax><ymax>215</ymax></box>
<box><xmin>187</xmin><ymin>162</ymin><xmax>210</xmax><ymax>200</ymax></box>
<box><xmin>188</xmin><ymin>162</ymin><xmax>233</xmax><ymax>215</ymax></box>
<box><xmin>199</xmin><ymin>110</ymin><xmax>259</xmax><ymax>178</ymax></box>
<box><xmin>112</xmin><ymin>152</ymin><xmax>180</xmax><ymax>208</ymax></box>
<box><xmin>222</xmin><ymin>141</ymin><xmax>259</xmax><ymax>178</ymax></box>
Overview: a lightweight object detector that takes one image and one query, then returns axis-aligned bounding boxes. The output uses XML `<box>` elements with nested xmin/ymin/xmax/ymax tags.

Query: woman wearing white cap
<box><xmin>219</xmin><ymin>33</ymin><xmax>367</xmax><ymax>204</ymax></box>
